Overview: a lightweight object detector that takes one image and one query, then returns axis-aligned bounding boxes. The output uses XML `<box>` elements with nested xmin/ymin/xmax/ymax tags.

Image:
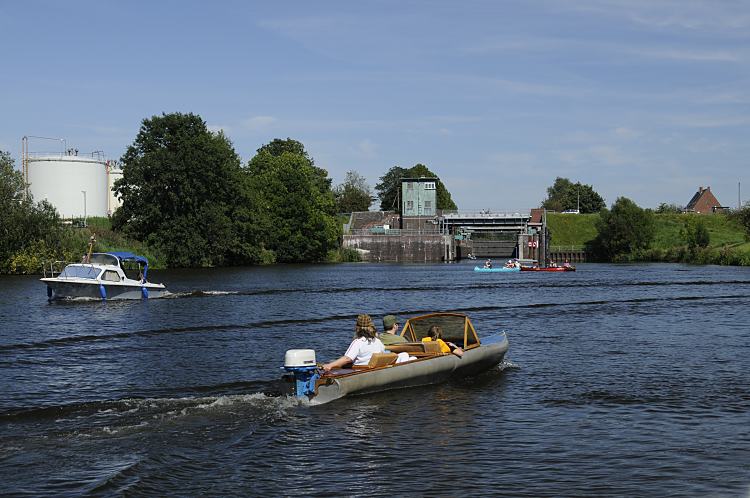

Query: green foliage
<box><xmin>681</xmin><ymin>218</ymin><xmax>710</xmax><ymax>249</ymax></box>
<box><xmin>375</xmin><ymin>164</ymin><xmax>457</xmax><ymax>212</ymax></box>
<box><xmin>655</xmin><ymin>202</ymin><xmax>683</xmax><ymax>214</ymax></box>
<box><xmin>0</xmin><ymin>151</ymin><xmax>69</xmax><ymax>273</ymax></box>
<box><xmin>334</xmin><ymin>171</ymin><xmax>373</xmax><ymax>213</ymax></box>
<box><xmin>112</xmin><ymin>112</ymin><xmax>250</xmax><ymax>267</ymax></box>
<box><xmin>542</xmin><ymin>177</ymin><xmax>605</xmax><ymax>213</ymax></box>
<box><xmin>375</xmin><ymin>166</ymin><xmax>408</xmax><ymax>211</ymax></box>
<box><xmin>651</xmin><ymin>213</ymin><xmax>745</xmax><ymax>249</ymax></box>
<box><xmin>256</xmin><ymin>138</ymin><xmax>332</xmax><ymax>192</ymax></box>
<box><xmin>329</xmin><ymin>247</ymin><xmax>362</xmax><ymax>262</ymax></box>
<box><xmin>590</xmin><ymin>197</ymin><xmax>655</xmax><ymax>261</ymax></box>
<box><xmin>245</xmin><ymin>142</ymin><xmax>340</xmax><ymax>263</ymax></box>
<box><xmin>546</xmin><ymin>213</ymin><xmax>599</xmax><ymax>247</ymax></box>
<box><xmin>728</xmin><ymin>203</ymin><xmax>750</xmax><ymax>240</ymax></box>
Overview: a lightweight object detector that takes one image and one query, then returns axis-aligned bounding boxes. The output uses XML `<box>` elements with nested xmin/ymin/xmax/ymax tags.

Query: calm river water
<box><xmin>1</xmin><ymin>262</ymin><xmax>749</xmax><ymax>496</ymax></box>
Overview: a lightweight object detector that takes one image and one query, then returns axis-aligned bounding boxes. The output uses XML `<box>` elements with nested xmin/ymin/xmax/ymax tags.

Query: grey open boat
<box><xmin>283</xmin><ymin>313</ymin><xmax>509</xmax><ymax>405</ymax></box>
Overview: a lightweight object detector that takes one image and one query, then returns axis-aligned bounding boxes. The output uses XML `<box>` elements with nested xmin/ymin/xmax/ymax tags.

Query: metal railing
<box><xmin>441</xmin><ymin>210</ymin><xmax>531</xmax><ymax>218</ymax></box>
<box><xmin>345</xmin><ymin>228</ymin><xmax>445</xmax><ymax>236</ymax></box>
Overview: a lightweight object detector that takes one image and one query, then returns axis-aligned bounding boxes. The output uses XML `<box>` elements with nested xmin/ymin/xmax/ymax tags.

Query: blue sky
<box><xmin>1</xmin><ymin>0</ymin><xmax>748</xmax><ymax>211</ymax></box>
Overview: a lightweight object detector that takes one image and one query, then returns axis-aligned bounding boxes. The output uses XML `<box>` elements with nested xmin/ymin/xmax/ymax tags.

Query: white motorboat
<box><xmin>41</xmin><ymin>251</ymin><xmax>167</xmax><ymax>301</ymax></box>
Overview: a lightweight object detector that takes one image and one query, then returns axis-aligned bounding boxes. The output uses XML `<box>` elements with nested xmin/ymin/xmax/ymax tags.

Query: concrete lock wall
<box><xmin>343</xmin><ymin>234</ymin><xmax>449</xmax><ymax>262</ymax></box>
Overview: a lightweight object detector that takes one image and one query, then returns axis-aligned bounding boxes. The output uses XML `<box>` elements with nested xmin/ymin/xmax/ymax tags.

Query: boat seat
<box><xmin>351</xmin><ymin>352</ymin><xmax>399</xmax><ymax>370</ymax></box>
<box><xmin>385</xmin><ymin>342</ymin><xmax>427</xmax><ymax>354</ymax></box>
<box><xmin>422</xmin><ymin>341</ymin><xmax>443</xmax><ymax>354</ymax></box>
<box><xmin>386</xmin><ymin>342</ymin><xmax>445</xmax><ymax>356</ymax></box>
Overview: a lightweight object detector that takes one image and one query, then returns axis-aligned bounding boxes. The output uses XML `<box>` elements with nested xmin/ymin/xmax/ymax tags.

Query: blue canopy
<box><xmin>107</xmin><ymin>252</ymin><xmax>150</xmax><ymax>279</ymax></box>
<box><xmin>108</xmin><ymin>252</ymin><xmax>149</xmax><ymax>265</ymax></box>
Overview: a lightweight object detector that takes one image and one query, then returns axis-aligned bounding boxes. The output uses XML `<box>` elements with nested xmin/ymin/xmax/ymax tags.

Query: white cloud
<box><xmin>565</xmin><ymin>0</ymin><xmax>750</xmax><ymax>32</ymax></box>
<box><xmin>207</xmin><ymin>124</ymin><xmax>231</xmax><ymax>134</ymax></box>
<box><xmin>352</xmin><ymin>139</ymin><xmax>377</xmax><ymax>159</ymax></box>
<box><xmin>612</xmin><ymin>127</ymin><xmax>640</xmax><ymax>140</ymax></box>
<box><xmin>558</xmin><ymin>145</ymin><xmax>632</xmax><ymax>167</ymax></box>
<box><xmin>622</xmin><ymin>47</ymin><xmax>741</xmax><ymax>62</ymax></box>
<box><xmin>241</xmin><ymin>116</ymin><xmax>278</xmax><ymax>131</ymax></box>
<box><xmin>667</xmin><ymin>114</ymin><xmax>750</xmax><ymax>128</ymax></box>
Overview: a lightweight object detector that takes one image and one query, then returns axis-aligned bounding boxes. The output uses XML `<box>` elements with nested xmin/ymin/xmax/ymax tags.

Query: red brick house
<box><xmin>685</xmin><ymin>186</ymin><xmax>724</xmax><ymax>214</ymax></box>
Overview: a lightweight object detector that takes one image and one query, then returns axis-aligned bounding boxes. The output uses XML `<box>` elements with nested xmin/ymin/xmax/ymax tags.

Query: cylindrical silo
<box><xmin>27</xmin><ymin>154</ymin><xmax>109</xmax><ymax>218</ymax></box>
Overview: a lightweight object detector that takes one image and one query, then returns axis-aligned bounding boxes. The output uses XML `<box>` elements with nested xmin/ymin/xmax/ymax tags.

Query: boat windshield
<box><xmin>402</xmin><ymin>313</ymin><xmax>480</xmax><ymax>349</ymax></box>
<box><xmin>60</xmin><ymin>265</ymin><xmax>101</xmax><ymax>279</ymax></box>
<box><xmin>89</xmin><ymin>253</ymin><xmax>120</xmax><ymax>266</ymax></box>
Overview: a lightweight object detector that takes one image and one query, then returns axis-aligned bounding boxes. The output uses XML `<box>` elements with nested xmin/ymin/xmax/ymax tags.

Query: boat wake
<box><xmin>1</xmin><ymin>389</ymin><xmax>305</xmax><ymax>441</ymax></box>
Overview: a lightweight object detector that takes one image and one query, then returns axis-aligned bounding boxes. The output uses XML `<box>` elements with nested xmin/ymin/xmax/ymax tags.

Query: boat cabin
<box><xmin>57</xmin><ymin>252</ymin><xmax>148</xmax><ymax>284</ymax></box>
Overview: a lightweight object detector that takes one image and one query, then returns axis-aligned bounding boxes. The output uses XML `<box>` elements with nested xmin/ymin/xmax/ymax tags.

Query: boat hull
<box><xmin>41</xmin><ymin>279</ymin><xmax>168</xmax><ymax>300</ymax></box>
<box><xmin>311</xmin><ymin>333</ymin><xmax>509</xmax><ymax>405</ymax></box>
<box><xmin>473</xmin><ymin>266</ymin><xmax>519</xmax><ymax>273</ymax></box>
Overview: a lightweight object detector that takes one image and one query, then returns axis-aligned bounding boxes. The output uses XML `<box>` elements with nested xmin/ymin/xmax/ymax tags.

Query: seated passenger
<box><xmin>322</xmin><ymin>314</ymin><xmax>384</xmax><ymax>372</ymax></box>
<box><xmin>422</xmin><ymin>325</ymin><xmax>464</xmax><ymax>357</ymax></box>
<box><xmin>483</xmin><ymin>259</ymin><xmax>493</xmax><ymax>269</ymax></box>
<box><xmin>379</xmin><ymin>314</ymin><xmax>407</xmax><ymax>346</ymax></box>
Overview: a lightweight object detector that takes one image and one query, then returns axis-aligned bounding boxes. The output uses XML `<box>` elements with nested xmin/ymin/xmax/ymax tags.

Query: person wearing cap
<box><xmin>322</xmin><ymin>314</ymin><xmax>385</xmax><ymax>372</ymax></box>
<box><xmin>379</xmin><ymin>315</ymin><xmax>407</xmax><ymax>346</ymax></box>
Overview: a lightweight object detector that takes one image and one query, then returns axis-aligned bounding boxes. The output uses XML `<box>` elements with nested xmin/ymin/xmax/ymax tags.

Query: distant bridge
<box><xmin>439</xmin><ymin>211</ymin><xmax>535</xmax><ymax>259</ymax></box>
<box><xmin>439</xmin><ymin>210</ymin><xmax>531</xmax><ymax>233</ymax></box>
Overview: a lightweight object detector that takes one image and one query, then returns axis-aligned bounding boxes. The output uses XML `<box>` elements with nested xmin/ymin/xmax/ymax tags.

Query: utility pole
<box><xmin>81</xmin><ymin>190</ymin><xmax>87</xmax><ymax>226</ymax></box>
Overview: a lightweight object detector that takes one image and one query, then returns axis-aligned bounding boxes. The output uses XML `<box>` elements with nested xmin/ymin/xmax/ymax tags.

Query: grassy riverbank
<box><xmin>547</xmin><ymin>212</ymin><xmax>750</xmax><ymax>265</ymax></box>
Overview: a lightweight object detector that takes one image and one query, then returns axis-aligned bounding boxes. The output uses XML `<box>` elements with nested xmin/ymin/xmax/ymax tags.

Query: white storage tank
<box><xmin>27</xmin><ymin>154</ymin><xmax>108</xmax><ymax>218</ymax></box>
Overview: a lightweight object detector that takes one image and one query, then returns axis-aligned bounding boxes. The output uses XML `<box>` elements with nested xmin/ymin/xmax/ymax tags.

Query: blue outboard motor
<box><xmin>283</xmin><ymin>349</ymin><xmax>319</xmax><ymax>398</ymax></box>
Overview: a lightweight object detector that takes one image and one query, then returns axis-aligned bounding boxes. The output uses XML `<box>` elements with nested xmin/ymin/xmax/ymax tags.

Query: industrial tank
<box><xmin>26</xmin><ymin>154</ymin><xmax>108</xmax><ymax>218</ymax></box>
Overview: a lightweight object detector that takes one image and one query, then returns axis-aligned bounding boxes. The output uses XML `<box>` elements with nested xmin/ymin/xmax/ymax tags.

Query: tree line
<box><xmin>2</xmin><ymin>112</ymin><xmax>748</xmax><ymax>271</ymax></box>
<box><xmin>0</xmin><ymin>112</ymin><xmax>459</xmax><ymax>271</ymax></box>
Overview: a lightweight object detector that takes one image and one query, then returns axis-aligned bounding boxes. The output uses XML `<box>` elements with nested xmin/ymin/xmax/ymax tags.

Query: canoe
<box><xmin>474</xmin><ymin>266</ymin><xmax>520</xmax><ymax>272</ymax></box>
<box><xmin>520</xmin><ymin>266</ymin><xmax>575</xmax><ymax>272</ymax></box>
<box><xmin>283</xmin><ymin>313</ymin><xmax>509</xmax><ymax>405</ymax></box>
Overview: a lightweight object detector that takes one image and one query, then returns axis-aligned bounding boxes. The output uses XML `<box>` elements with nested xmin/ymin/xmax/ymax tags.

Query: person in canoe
<box><xmin>483</xmin><ymin>259</ymin><xmax>493</xmax><ymax>269</ymax></box>
<box><xmin>422</xmin><ymin>325</ymin><xmax>464</xmax><ymax>357</ymax></box>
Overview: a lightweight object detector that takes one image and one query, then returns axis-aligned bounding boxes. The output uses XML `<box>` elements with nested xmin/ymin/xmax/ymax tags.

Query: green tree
<box><xmin>590</xmin><ymin>197</ymin><xmax>655</xmax><ymax>261</ymax></box>
<box><xmin>0</xmin><ymin>150</ymin><xmax>65</xmax><ymax>273</ymax></box>
<box><xmin>256</xmin><ymin>138</ymin><xmax>332</xmax><ymax>192</ymax></box>
<box><xmin>245</xmin><ymin>141</ymin><xmax>339</xmax><ymax>263</ymax></box>
<box><xmin>375</xmin><ymin>164</ymin><xmax>457</xmax><ymax>212</ymax></box>
<box><xmin>334</xmin><ymin>171</ymin><xmax>373</xmax><ymax>213</ymax></box>
<box><xmin>375</xmin><ymin>166</ymin><xmax>409</xmax><ymax>211</ymax></box>
<box><xmin>112</xmin><ymin>112</ymin><xmax>249</xmax><ymax>267</ymax></box>
<box><xmin>680</xmin><ymin>216</ymin><xmax>710</xmax><ymax>250</ymax></box>
<box><xmin>655</xmin><ymin>202</ymin><xmax>683</xmax><ymax>214</ymax></box>
<box><xmin>542</xmin><ymin>177</ymin><xmax>605</xmax><ymax>213</ymax></box>
<box><xmin>729</xmin><ymin>202</ymin><xmax>750</xmax><ymax>240</ymax></box>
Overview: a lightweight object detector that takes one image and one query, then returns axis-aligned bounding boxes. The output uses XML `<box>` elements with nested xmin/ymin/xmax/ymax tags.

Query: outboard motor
<box><xmin>283</xmin><ymin>349</ymin><xmax>319</xmax><ymax>398</ymax></box>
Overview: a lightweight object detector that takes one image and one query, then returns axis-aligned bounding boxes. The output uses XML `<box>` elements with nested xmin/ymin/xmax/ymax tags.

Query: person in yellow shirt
<box><xmin>422</xmin><ymin>325</ymin><xmax>463</xmax><ymax>357</ymax></box>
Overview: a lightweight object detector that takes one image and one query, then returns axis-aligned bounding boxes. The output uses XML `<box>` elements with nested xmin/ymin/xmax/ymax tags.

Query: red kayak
<box><xmin>520</xmin><ymin>266</ymin><xmax>576</xmax><ymax>272</ymax></box>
